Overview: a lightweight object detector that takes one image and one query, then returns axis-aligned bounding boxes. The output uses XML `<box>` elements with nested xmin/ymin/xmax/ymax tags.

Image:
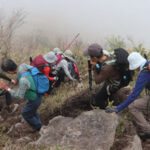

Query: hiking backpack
<box><xmin>113</xmin><ymin>48</ymin><xmax>134</xmax><ymax>87</ymax></box>
<box><xmin>55</xmin><ymin>54</ymin><xmax>65</xmax><ymax>65</ymax></box>
<box><xmin>68</xmin><ymin>62</ymin><xmax>80</xmax><ymax>80</ymax></box>
<box><xmin>100</xmin><ymin>48</ymin><xmax>134</xmax><ymax>87</ymax></box>
<box><xmin>21</xmin><ymin>67</ymin><xmax>49</xmax><ymax>94</ymax></box>
<box><xmin>30</xmin><ymin>55</ymin><xmax>49</xmax><ymax>71</ymax></box>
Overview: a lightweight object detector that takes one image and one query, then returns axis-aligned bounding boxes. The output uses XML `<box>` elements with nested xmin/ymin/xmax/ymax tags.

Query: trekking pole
<box><xmin>88</xmin><ymin>57</ymin><xmax>96</xmax><ymax>108</ymax></box>
<box><xmin>64</xmin><ymin>33</ymin><xmax>80</xmax><ymax>52</ymax></box>
<box><xmin>88</xmin><ymin>57</ymin><xmax>92</xmax><ymax>91</ymax></box>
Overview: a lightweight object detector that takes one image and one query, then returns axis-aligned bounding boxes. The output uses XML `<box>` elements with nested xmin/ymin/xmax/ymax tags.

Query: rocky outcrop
<box><xmin>122</xmin><ymin>135</ymin><xmax>142</xmax><ymax>150</ymax></box>
<box><xmin>32</xmin><ymin>110</ymin><xmax>119</xmax><ymax>150</ymax></box>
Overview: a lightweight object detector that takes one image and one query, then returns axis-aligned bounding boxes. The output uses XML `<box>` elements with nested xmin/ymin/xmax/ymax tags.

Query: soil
<box><xmin>40</xmin><ymin>87</ymin><xmax>97</xmax><ymax>125</ymax></box>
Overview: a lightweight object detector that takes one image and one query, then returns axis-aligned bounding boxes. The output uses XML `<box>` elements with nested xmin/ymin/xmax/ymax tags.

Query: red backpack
<box><xmin>30</xmin><ymin>55</ymin><xmax>48</xmax><ymax>71</ymax></box>
<box><xmin>55</xmin><ymin>54</ymin><xmax>65</xmax><ymax>65</ymax></box>
<box><xmin>73</xmin><ymin>63</ymin><xmax>79</xmax><ymax>76</ymax></box>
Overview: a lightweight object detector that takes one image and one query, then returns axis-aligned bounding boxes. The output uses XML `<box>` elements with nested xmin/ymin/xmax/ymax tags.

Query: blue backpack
<box><xmin>21</xmin><ymin>67</ymin><xmax>49</xmax><ymax>94</ymax></box>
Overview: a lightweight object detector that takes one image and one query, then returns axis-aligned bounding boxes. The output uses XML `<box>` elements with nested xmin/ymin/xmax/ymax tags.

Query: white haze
<box><xmin>1</xmin><ymin>0</ymin><xmax>150</xmax><ymax>48</ymax></box>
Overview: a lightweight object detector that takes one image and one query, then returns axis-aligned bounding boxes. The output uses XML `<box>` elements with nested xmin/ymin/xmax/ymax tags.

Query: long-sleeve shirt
<box><xmin>56</xmin><ymin>59</ymin><xmax>73</xmax><ymax>80</ymax></box>
<box><xmin>116</xmin><ymin>63</ymin><xmax>150</xmax><ymax>112</ymax></box>
<box><xmin>11</xmin><ymin>64</ymin><xmax>31</xmax><ymax>99</ymax></box>
<box><xmin>41</xmin><ymin>66</ymin><xmax>54</xmax><ymax>81</ymax></box>
<box><xmin>0</xmin><ymin>73</ymin><xmax>11</xmax><ymax>82</ymax></box>
<box><xmin>11</xmin><ymin>77</ymin><xmax>30</xmax><ymax>99</ymax></box>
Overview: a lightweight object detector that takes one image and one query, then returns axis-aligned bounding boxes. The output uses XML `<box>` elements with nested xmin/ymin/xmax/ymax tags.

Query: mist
<box><xmin>1</xmin><ymin>0</ymin><xmax>150</xmax><ymax>48</ymax></box>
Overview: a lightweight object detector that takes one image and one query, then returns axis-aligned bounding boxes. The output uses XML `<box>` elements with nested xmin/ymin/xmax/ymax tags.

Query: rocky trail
<box><xmin>0</xmin><ymin>87</ymin><xmax>150</xmax><ymax>150</ymax></box>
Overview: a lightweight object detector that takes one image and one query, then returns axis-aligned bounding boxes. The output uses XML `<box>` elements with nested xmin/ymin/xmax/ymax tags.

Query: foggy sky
<box><xmin>1</xmin><ymin>0</ymin><xmax>150</xmax><ymax>47</ymax></box>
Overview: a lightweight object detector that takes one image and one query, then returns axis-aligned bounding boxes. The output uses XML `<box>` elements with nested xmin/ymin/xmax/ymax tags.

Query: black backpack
<box><xmin>114</xmin><ymin>48</ymin><xmax>134</xmax><ymax>87</ymax></box>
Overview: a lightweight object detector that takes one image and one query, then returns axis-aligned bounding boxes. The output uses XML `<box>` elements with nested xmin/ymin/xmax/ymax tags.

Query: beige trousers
<box><xmin>129</xmin><ymin>96</ymin><xmax>150</xmax><ymax>133</ymax></box>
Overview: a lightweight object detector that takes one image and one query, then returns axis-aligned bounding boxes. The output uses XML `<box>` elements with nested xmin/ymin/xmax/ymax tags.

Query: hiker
<box><xmin>63</xmin><ymin>50</ymin><xmax>80</xmax><ymax>82</ymax></box>
<box><xmin>0</xmin><ymin>58</ymin><xmax>18</xmax><ymax>113</ymax></box>
<box><xmin>52</xmin><ymin>48</ymin><xmax>75</xmax><ymax>87</ymax></box>
<box><xmin>53</xmin><ymin>47</ymin><xmax>63</xmax><ymax>55</ymax></box>
<box><xmin>84</xmin><ymin>43</ymin><xmax>133</xmax><ymax>109</ymax></box>
<box><xmin>30</xmin><ymin>51</ymin><xmax>58</xmax><ymax>93</ymax></box>
<box><xmin>1</xmin><ymin>59</ymin><xmax>43</xmax><ymax>131</ymax></box>
<box><xmin>106</xmin><ymin>52</ymin><xmax>150</xmax><ymax>136</ymax></box>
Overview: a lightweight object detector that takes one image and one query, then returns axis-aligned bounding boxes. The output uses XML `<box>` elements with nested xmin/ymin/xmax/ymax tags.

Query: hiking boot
<box><xmin>6</xmin><ymin>104</ymin><xmax>19</xmax><ymax>113</ymax></box>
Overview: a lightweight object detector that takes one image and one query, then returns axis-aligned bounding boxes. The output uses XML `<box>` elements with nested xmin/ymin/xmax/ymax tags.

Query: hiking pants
<box><xmin>94</xmin><ymin>84</ymin><xmax>120</xmax><ymax>109</ymax></box>
<box><xmin>94</xmin><ymin>84</ymin><xmax>109</xmax><ymax>109</ymax></box>
<box><xmin>22</xmin><ymin>95</ymin><xmax>42</xmax><ymax>130</ymax></box>
<box><xmin>55</xmin><ymin>69</ymin><xmax>65</xmax><ymax>87</ymax></box>
<box><xmin>129</xmin><ymin>96</ymin><xmax>150</xmax><ymax>133</ymax></box>
<box><xmin>0</xmin><ymin>90</ymin><xmax>12</xmax><ymax>105</ymax></box>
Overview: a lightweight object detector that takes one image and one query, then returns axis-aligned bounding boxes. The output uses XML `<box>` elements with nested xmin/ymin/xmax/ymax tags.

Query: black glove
<box><xmin>105</xmin><ymin>107</ymin><xmax>118</xmax><ymax>113</ymax></box>
<box><xmin>93</xmin><ymin>62</ymin><xmax>101</xmax><ymax>74</ymax></box>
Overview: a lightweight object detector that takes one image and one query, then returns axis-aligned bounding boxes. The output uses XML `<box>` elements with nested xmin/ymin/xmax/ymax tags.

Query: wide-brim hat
<box><xmin>128</xmin><ymin>52</ymin><xmax>146</xmax><ymax>70</ymax></box>
<box><xmin>43</xmin><ymin>51</ymin><xmax>58</xmax><ymax>63</ymax></box>
<box><xmin>63</xmin><ymin>50</ymin><xmax>76</xmax><ymax>63</ymax></box>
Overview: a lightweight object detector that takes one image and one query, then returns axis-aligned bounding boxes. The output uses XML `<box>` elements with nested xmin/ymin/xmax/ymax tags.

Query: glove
<box><xmin>105</xmin><ymin>107</ymin><xmax>118</xmax><ymax>113</ymax></box>
<box><xmin>54</xmin><ymin>76</ymin><xmax>59</xmax><ymax>81</ymax></box>
<box><xmin>52</xmin><ymin>70</ymin><xmax>58</xmax><ymax>75</ymax></box>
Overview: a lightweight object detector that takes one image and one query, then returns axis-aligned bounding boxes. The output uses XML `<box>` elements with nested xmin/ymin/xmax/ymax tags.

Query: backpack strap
<box><xmin>101</xmin><ymin>59</ymin><xmax>116</xmax><ymax>69</ymax></box>
<box><xmin>56</xmin><ymin>54</ymin><xmax>65</xmax><ymax>65</ymax></box>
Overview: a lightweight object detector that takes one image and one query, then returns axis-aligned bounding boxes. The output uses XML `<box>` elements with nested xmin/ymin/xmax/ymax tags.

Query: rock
<box><xmin>7</xmin><ymin>125</ymin><xmax>14</xmax><ymax>135</ymax></box>
<box><xmin>7</xmin><ymin>123</ymin><xmax>23</xmax><ymax>135</ymax></box>
<box><xmin>122</xmin><ymin>135</ymin><xmax>142</xmax><ymax>150</ymax></box>
<box><xmin>15</xmin><ymin>123</ymin><xmax>23</xmax><ymax>129</ymax></box>
<box><xmin>12</xmin><ymin>103</ymin><xmax>19</xmax><ymax>113</ymax></box>
<box><xmin>16</xmin><ymin>136</ymin><xmax>32</xmax><ymax>144</ymax></box>
<box><xmin>0</xmin><ymin>115</ymin><xmax>4</xmax><ymax>122</ymax></box>
<box><xmin>33</xmin><ymin>110</ymin><xmax>119</xmax><ymax>150</ymax></box>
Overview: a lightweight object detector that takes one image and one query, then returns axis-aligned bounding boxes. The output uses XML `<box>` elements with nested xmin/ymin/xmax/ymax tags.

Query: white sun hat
<box><xmin>128</xmin><ymin>52</ymin><xmax>146</xmax><ymax>70</ymax></box>
<box><xmin>43</xmin><ymin>51</ymin><xmax>58</xmax><ymax>63</ymax></box>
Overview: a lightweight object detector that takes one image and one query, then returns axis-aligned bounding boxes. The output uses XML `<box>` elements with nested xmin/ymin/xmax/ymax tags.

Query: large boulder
<box><xmin>122</xmin><ymin>135</ymin><xmax>142</xmax><ymax>150</ymax></box>
<box><xmin>33</xmin><ymin>110</ymin><xmax>119</xmax><ymax>150</ymax></box>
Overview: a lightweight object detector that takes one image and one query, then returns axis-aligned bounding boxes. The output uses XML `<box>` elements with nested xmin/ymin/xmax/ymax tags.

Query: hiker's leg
<box><xmin>5</xmin><ymin>91</ymin><xmax>12</xmax><ymax>106</ymax></box>
<box><xmin>35</xmin><ymin>112</ymin><xmax>42</xmax><ymax>125</ymax></box>
<box><xmin>94</xmin><ymin>84</ymin><xmax>109</xmax><ymax>109</ymax></box>
<box><xmin>22</xmin><ymin>95</ymin><xmax>43</xmax><ymax>130</ymax></box>
<box><xmin>113</xmin><ymin>86</ymin><xmax>131</xmax><ymax>105</ymax></box>
<box><xmin>0</xmin><ymin>90</ymin><xmax>12</xmax><ymax>106</ymax></box>
<box><xmin>55</xmin><ymin>69</ymin><xmax>65</xmax><ymax>87</ymax></box>
<box><xmin>129</xmin><ymin>96</ymin><xmax>150</xmax><ymax>133</ymax></box>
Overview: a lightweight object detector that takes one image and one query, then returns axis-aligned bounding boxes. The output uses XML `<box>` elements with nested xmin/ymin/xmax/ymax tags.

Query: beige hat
<box><xmin>43</xmin><ymin>51</ymin><xmax>58</xmax><ymax>63</ymax></box>
<box><xmin>63</xmin><ymin>50</ymin><xmax>76</xmax><ymax>63</ymax></box>
<box><xmin>53</xmin><ymin>47</ymin><xmax>63</xmax><ymax>54</ymax></box>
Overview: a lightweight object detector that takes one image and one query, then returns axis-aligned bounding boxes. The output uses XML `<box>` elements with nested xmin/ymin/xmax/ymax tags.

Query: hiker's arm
<box><xmin>93</xmin><ymin>65</ymin><xmax>114</xmax><ymax>84</ymax></box>
<box><xmin>11</xmin><ymin>77</ymin><xmax>30</xmax><ymax>99</ymax></box>
<box><xmin>0</xmin><ymin>73</ymin><xmax>11</xmax><ymax>82</ymax></box>
<box><xmin>43</xmin><ymin>67</ymin><xmax>54</xmax><ymax>81</ymax></box>
<box><xmin>61</xmin><ymin>60</ymin><xmax>73</xmax><ymax>80</ymax></box>
<box><xmin>116</xmin><ymin>72</ymin><xmax>147</xmax><ymax>112</ymax></box>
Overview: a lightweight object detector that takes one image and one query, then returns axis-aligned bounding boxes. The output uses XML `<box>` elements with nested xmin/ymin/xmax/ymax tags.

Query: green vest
<box><xmin>24</xmin><ymin>75</ymin><xmax>37</xmax><ymax>101</ymax></box>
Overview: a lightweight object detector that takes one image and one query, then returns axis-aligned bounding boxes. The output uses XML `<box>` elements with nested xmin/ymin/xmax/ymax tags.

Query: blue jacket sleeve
<box><xmin>116</xmin><ymin>72</ymin><xmax>149</xmax><ymax>112</ymax></box>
